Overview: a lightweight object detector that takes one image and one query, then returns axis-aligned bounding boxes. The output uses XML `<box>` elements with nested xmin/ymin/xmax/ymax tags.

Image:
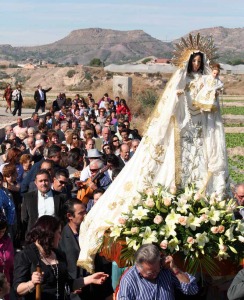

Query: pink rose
<box><xmin>219</xmin><ymin>245</ymin><xmax>227</xmax><ymax>252</ymax></box>
<box><xmin>145</xmin><ymin>198</ymin><xmax>155</xmax><ymax>208</ymax></box>
<box><xmin>187</xmin><ymin>237</ymin><xmax>195</xmax><ymax>244</ymax></box>
<box><xmin>218</xmin><ymin>225</ymin><xmax>225</xmax><ymax>234</ymax></box>
<box><xmin>160</xmin><ymin>240</ymin><xmax>168</xmax><ymax>249</ymax></box>
<box><xmin>200</xmin><ymin>214</ymin><xmax>208</xmax><ymax>222</ymax></box>
<box><xmin>153</xmin><ymin>215</ymin><xmax>163</xmax><ymax>224</ymax></box>
<box><xmin>170</xmin><ymin>186</ymin><xmax>177</xmax><ymax>195</ymax></box>
<box><xmin>118</xmin><ymin>217</ymin><xmax>126</xmax><ymax>225</ymax></box>
<box><xmin>194</xmin><ymin>193</ymin><xmax>201</xmax><ymax>201</ymax></box>
<box><xmin>131</xmin><ymin>227</ymin><xmax>139</xmax><ymax>234</ymax></box>
<box><xmin>163</xmin><ymin>197</ymin><xmax>171</xmax><ymax>207</ymax></box>
<box><xmin>211</xmin><ymin>226</ymin><xmax>219</xmax><ymax>234</ymax></box>
<box><xmin>178</xmin><ymin>216</ymin><xmax>187</xmax><ymax>226</ymax></box>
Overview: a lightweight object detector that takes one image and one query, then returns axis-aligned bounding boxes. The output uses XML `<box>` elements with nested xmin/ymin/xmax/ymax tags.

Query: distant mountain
<box><xmin>0</xmin><ymin>27</ymin><xmax>243</xmax><ymax>65</ymax></box>
<box><xmin>0</xmin><ymin>28</ymin><xmax>173</xmax><ymax>65</ymax></box>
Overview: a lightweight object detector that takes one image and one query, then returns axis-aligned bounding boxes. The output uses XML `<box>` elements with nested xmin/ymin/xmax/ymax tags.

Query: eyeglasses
<box><xmin>137</xmin><ymin>264</ymin><xmax>161</xmax><ymax>277</ymax></box>
<box><xmin>56</xmin><ymin>178</ymin><xmax>68</xmax><ymax>185</ymax></box>
<box><xmin>90</xmin><ymin>168</ymin><xmax>99</xmax><ymax>172</ymax></box>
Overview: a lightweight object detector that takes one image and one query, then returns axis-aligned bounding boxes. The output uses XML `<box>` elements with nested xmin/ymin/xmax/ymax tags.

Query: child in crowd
<box><xmin>193</xmin><ymin>63</ymin><xmax>224</xmax><ymax>112</ymax></box>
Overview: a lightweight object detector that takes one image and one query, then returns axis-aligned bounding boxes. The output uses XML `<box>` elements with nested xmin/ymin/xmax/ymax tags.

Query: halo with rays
<box><xmin>171</xmin><ymin>33</ymin><xmax>218</xmax><ymax>67</ymax></box>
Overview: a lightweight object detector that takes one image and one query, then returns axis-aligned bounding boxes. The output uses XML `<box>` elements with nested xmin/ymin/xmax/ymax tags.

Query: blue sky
<box><xmin>1</xmin><ymin>0</ymin><xmax>243</xmax><ymax>46</ymax></box>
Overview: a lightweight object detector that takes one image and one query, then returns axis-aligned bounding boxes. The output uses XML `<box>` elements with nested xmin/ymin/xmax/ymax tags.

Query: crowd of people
<box><xmin>0</xmin><ymin>90</ymin><xmax>144</xmax><ymax>299</ymax></box>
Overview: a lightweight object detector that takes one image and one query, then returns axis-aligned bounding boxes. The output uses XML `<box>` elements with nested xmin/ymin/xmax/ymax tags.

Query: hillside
<box><xmin>0</xmin><ymin>27</ymin><xmax>243</xmax><ymax>65</ymax></box>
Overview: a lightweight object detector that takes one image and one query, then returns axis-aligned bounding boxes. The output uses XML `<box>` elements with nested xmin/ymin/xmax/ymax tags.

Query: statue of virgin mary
<box><xmin>78</xmin><ymin>34</ymin><xmax>229</xmax><ymax>273</ymax></box>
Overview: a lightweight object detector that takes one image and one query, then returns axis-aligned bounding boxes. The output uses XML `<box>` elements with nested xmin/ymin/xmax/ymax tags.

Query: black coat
<box><xmin>21</xmin><ymin>190</ymin><xmax>66</xmax><ymax>234</ymax></box>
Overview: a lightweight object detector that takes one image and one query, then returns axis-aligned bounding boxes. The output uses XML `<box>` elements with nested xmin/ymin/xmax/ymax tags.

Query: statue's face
<box><xmin>192</xmin><ymin>55</ymin><xmax>201</xmax><ymax>72</ymax></box>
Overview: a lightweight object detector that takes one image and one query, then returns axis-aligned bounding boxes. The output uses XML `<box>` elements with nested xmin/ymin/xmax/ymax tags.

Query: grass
<box><xmin>228</xmin><ymin>156</ymin><xmax>244</xmax><ymax>183</ymax></box>
<box><xmin>224</xmin><ymin>123</ymin><xmax>244</xmax><ymax>127</ymax></box>
<box><xmin>225</xmin><ymin>133</ymin><xmax>244</xmax><ymax>148</ymax></box>
<box><xmin>221</xmin><ymin>106</ymin><xmax>244</xmax><ymax>115</ymax></box>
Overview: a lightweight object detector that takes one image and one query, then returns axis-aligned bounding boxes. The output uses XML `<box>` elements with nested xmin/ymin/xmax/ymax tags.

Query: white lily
<box><xmin>225</xmin><ymin>226</ymin><xmax>235</xmax><ymax>241</ymax></box>
<box><xmin>165</xmin><ymin>209</ymin><xmax>181</xmax><ymax>225</ymax></box>
<box><xmin>126</xmin><ymin>237</ymin><xmax>140</xmax><ymax>251</ymax></box>
<box><xmin>139</xmin><ymin>226</ymin><xmax>158</xmax><ymax>244</ymax></box>
<box><xmin>205</xmin><ymin>206</ymin><xmax>220</xmax><ymax>225</ymax></box>
<box><xmin>110</xmin><ymin>226</ymin><xmax>122</xmax><ymax>239</ymax></box>
<box><xmin>176</xmin><ymin>196</ymin><xmax>191</xmax><ymax>214</ymax></box>
<box><xmin>168</xmin><ymin>237</ymin><xmax>181</xmax><ymax>252</ymax></box>
<box><xmin>132</xmin><ymin>206</ymin><xmax>149</xmax><ymax>221</ymax></box>
<box><xmin>195</xmin><ymin>232</ymin><xmax>209</xmax><ymax>247</ymax></box>
<box><xmin>159</xmin><ymin>224</ymin><xmax>177</xmax><ymax>238</ymax></box>
<box><xmin>186</xmin><ymin>213</ymin><xmax>201</xmax><ymax>230</ymax></box>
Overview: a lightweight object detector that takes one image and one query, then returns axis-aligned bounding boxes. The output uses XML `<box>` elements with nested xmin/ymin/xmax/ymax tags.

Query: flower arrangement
<box><xmin>106</xmin><ymin>185</ymin><xmax>244</xmax><ymax>276</ymax></box>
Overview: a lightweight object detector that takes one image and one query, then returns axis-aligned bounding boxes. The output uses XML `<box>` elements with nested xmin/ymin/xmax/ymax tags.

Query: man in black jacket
<box><xmin>34</xmin><ymin>84</ymin><xmax>52</xmax><ymax>113</ymax></box>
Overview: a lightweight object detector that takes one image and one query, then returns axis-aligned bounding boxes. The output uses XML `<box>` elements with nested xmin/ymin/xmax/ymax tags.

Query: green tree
<box><xmin>89</xmin><ymin>58</ymin><xmax>102</xmax><ymax>67</ymax></box>
<box><xmin>66</xmin><ymin>70</ymin><xmax>76</xmax><ymax>78</ymax></box>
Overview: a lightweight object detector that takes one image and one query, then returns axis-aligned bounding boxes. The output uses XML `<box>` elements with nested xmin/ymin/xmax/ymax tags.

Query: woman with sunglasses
<box><xmin>109</xmin><ymin>135</ymin><xmax>121</xmax><ymax>156</ymax></box>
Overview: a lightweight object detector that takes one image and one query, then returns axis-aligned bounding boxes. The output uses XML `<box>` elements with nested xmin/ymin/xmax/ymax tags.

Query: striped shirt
<box><xmin>118</xmin><ymin>266</ymin><xmax>198</xmax><ymax>300</ymax></box>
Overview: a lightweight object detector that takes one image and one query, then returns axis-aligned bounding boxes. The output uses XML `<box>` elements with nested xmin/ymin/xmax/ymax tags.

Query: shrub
<box><xmin>66</xmin><ymin>70</ymin><xmax>76</xmax><ymax>78</ymax></box>
<box><xmin>141</xmin><ymin>58</ymin><xmax>151</xmax><ymax>64</ymax></box>
<box><xmin>136</xmin><ymin>89</ymin><xmax>159</xmax><ymax>108</ymax></box>
<box><xmin>89</xmin><ymin>58</ymin><xmax>103</xmax><ymax>67</ymax></box>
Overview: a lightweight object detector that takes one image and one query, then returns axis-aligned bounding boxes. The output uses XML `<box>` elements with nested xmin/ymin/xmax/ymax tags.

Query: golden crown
<box><xmin>171</xmin><ymin>33</ymin><xmax>218</xmax><ymax>67</ymax></box>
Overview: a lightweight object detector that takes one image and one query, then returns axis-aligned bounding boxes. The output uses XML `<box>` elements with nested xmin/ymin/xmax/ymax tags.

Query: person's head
<box><xmin>99</xmin><ymin>108</ymin><xmax>106</xmax><ymax>116</ymax></box>
<box><xmin>71</xmin><ymin>120</ymin><xmax>78</xmax><ymax>130</ymax></box>
<box><xmin>85</xmin><ymin>138</ymin><xmax>95</xmax><ymax>150</ymax></box>
<box><xmin>112</xmin><ymin>168</ymin><xmax>122</xmax><ymax>181</ymax></box>
<box><xmin>95</xmin><ymin>124</ymin><xmax>102</xmax><ymax>136</ymax></box>
<box><xmin>47</xmin><ymin>145</ymin><xmax>61</xmax><ymax>163</ymax></box>
<box><xmin>102</xmin><ymin>127</ymin><xmax>110</xmax><ymax>141</ymax></box>
<box><xmin>19</xmin><ymin>154</ymin><xmax>32</xmax><ymax>171</ymax></box>
<box><xmin>5</xmin><ymin>147</ymin><xmax>22</xmax><ymax>164</ymax></box>
<box><xmin>235</xmin><ymin>183</ymin><xmax>244</xmax><ymax>206</ymax></box>
<box><xmin>0</xmin><ymin>213</ymin><xmax>8</xmax><ymax>240</ymax></box>
<box><xmin>35</xmin><ymin>169</ymin><xmax>51</xmax><ymax>194</ymax></box>
<box><xmin>64</xmin><ymin>199</ymin><xmax>86</xmax><ymax>227</ymax></box>
<box><xmin>54</xmin><ymin>111</ymin><xmax>60</xmax><ymax>120</ymax></box>
<box><xmin>117</xmin><ymin>122</ymin><xmax>126</xmax><ymax>133</ymax></box>
<box><xmin>135</xmin><ymin>244</ymin><xmax>162</xmax><ymax>280</ymax></box>
<box><xmin>2</xmin><ymin>164</ymin><xmax>17</xmax><ymax>184</ymax></box>
<box><xmin>4</xmin><ymin>125</ymin><xmax>13</xmax><ymax>136</ymax></box>
<box><xmin>6</xmin><ymin>132</ymin><xmax>16</xmax><ymax>142</ymax></box>
<box><xmin>106</xmin><ymin>154</ymin><xmax>120</xmax><ymax>171</ymax></box>
<box><xmin>80</xmin><ymin>121</ymin><xmax>87</xmax><ymax>131</ymax></box>
<box><xmin>16</xmin><ymin>117</ymin><xmax>23</xmax><ymax>126</ymax></box>
<box><xmin>40</xmin><ymin>159</ymin><xmax>55</xmax><ymax>178</ymax></box>
<box><xmin>32</xmin><ymin>112</ymin><xmax>39</xmax><ymax>121</ymax></box>
<box><xmin>0</xmin><ymin>273</ymin><xmax>10</xmax><ymax>298</ymax></box>
<box><xmin>53</xmin><ymin>169</ymin><xmax>69</xmax><ymax>192</ymax></box>
<box><xmin>211</xmin><ymin>63</ymin><xmax>221</xmax><ymax>78</ymax></box>
<box><xmin>120</xmin><ymin>129</ymin><xmax>129</xmax><ymax>142</ymax></box>
<box><xmin>61</xmin><ymin>121</ymin><xmax>68</xmax><ymax>132</ymax></box>
<box><xmin>27</xmin><ymin>127</ymin><xmax>36</xmax><ymax>136</ymax></box>
<box><xmin>26</xmin><ymin>216</ymin><xmax>61</xmax><ymax>254</ymax></box>
<box><xmin>187</xmin><ymin>52</ymin><xmax>204</xmax><ymax>74</ymax></box>
<box><xmin>0</xmin><ymin>140</ymin><xmax>13</xmax><ymax>154</ymax></box>
<box><xmin>111</xmin><ymin>135</ymin><xmax>120</xmax><ymax>149</ymax></box>
<box><xmin>131</xmin><ymin>139</ymin><xmax>140</xmax><ymax>153</ymax></box>
<box><xmin>120</xmin><ymin>144</ymin><xmax>130</xmax><ymax>161</ymax></box>
<box><xmin>102</xmin><ymin>144</ymin><xmax>112</xmax><ymax>155</ymax></box>
<box><xmin>84</xmin><ymin>129</ymin><xmax>94</xmax><ymax>140</ymax></box>
<box><xmin>89</xmin><ymin>159</ymin><xmax>104</xmax><ymax>176</ymax></box>
<box><xmin>124</xmin><ymin>120</ymin><xmax>130</xmax><ymax>129</ymax></box>
<box><xmin>93</xmin><ymin>188</ymin><xmax>105</xmax><ymax>204</ymax></box>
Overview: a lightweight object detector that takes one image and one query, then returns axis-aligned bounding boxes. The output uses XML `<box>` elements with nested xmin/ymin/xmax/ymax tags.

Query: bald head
<box><xmin>235</xmin><ymin>183</ymin><xmax>244</xmax><ymax>206</ymax></box>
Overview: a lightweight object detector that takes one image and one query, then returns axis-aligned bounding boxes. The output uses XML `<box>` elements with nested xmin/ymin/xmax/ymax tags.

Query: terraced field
<box><xmin>222</xmin><ymin>96</ymin><xmax>244</xmax><ymax>183</ymax></box>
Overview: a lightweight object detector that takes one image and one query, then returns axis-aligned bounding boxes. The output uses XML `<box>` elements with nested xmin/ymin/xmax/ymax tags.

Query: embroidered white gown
<box><xmin>78</xmin><ymin>53</ymin><xmax>229</xmax><ymax>273</ymax></box>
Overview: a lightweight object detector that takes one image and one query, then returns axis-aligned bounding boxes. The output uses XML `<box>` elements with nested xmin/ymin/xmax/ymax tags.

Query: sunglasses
<box><xmin>90</xmin><ymin>168</ymin><xmax>99</xmax><ymax>172</ymax></box>
<box><xmin>113</xmin><ymin>139</ymin><xmax>119</xmax><ymax>142</ymax></box>
<box><xmin>73</xmin><ymin>137</ymin><xmax>78</xmax><ymax>140</ymax></box>
<box><xmin>56</xmin><ymin>178</ymin><xmax>68</xmax><ymax>185</ymax></box>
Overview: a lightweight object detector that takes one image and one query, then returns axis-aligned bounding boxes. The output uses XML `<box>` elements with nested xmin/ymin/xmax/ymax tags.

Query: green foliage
<box><xmin>224</xmin><ymin>123</ymin><xmax>244</xmax><ymax>127</ymax></box>
<box><xmin>89</xmin><ymin>58</ymin><xmax>103</xmax><ymax>67</ymax></box>
<box><xmin>0</xmin><ymin>72</ymin><xmax>10</xmax><ymax>80</ymax></box>
<box><xmin>84</xmin><ymin>71</ymin><xmax>92</xmax><ymax>81</ymax></box>
<box><xmin>228</xmin><ymin>155</ymin><xmax>244</xmax><ymax>183</ymax></box>
<box><xmin>66</xmin><ymin>69</ymin><xmax>76</xmax><ymax>78</ymax></box>
<box><xmin>225</xmin><ymin>133</ymin><xmax>244</xmax><ymax>148</ymax></box>
<box><xmin>0</xmin><ymin>81</ymin><xmax>7</xmax><ymax>89</ymax></box>
<box><xmin>221</xmin><ymin>106</ymin><xmax>244</xmax><ymax>115</ymax></box>
<box><xmin>0</xmin><ymin>65</ymin><xmax>7</xmax><ymax>69</ymax></box>
<box><xmin>141</xmin><ymin>58</ymin><xmax>151</xmax><ymax>64</ymax></box>
<box><xmin>136</xmin><ymin>89</ymin><xmax>159</xmax><ymax>108</ymax></box>
<box><xmin>226</xmin><ymin>58</ymin><xmax>244</xmax><ymax>65</ymax></box>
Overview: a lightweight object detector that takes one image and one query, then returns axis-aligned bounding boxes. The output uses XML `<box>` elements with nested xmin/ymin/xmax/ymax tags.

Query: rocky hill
<box><xmin>0</xmin><ymin>27</ymin><xmax>243</xmax><ymax>65</ymax></box>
